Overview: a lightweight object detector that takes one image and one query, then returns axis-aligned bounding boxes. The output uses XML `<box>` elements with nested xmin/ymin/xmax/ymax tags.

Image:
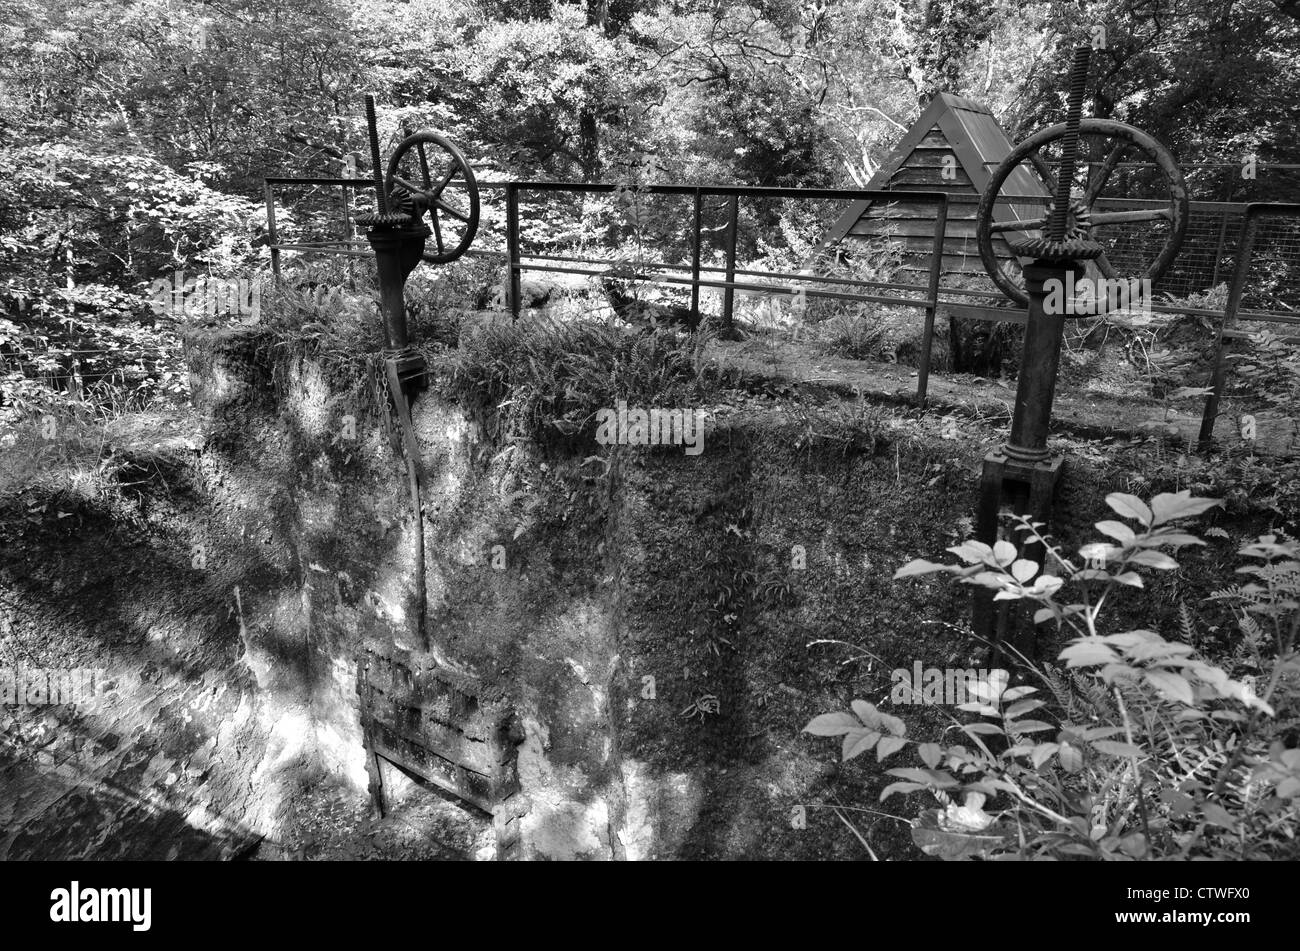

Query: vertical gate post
<box><xmin>721</xmin><ymin>194</ymin><xmax>739</xmax><ymax>335</ymax></box>
<box><xmin>690</xmin><ymin>188</ymin><xmax>702</xmax><ymax>324</ymax></box>
<box><xmin>1199</xmin><ymin>207</ymin><xmax>1262</xmax><ymax>448</ymax></box>
<box><xmin>264</xmin><ymin>181</ymin><xmax>281</xmax><ymax>282</ymax></box>
<box><xmin>505</xmin><ymin>183</ymin><xmax>521</xmax><ymax>320</ymax></box>
<box><xmin>916</xmin><ymin>196</ymin><xmax>948</xmax><ymax>406</ymax></box>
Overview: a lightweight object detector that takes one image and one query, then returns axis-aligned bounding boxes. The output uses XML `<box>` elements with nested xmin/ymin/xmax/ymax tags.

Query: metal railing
<box><xmin>1198</xmin><ymin>203</ymin><xmax>1300</xmax><ymax>446</ymax></box>
<box><xmin>262</xmin><ymin>175</ymin><xmax>1300</xmax><ymax>443</ymax></box>
<box><xmin>498</xmin><ymin>181</ymin><xmax>949</xmax><ymax>403</ymax></box>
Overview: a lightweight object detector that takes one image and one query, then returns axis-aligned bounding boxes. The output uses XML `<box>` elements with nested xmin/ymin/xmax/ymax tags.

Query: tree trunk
<box><xmin>578</xmin><ymin>0</ymin><xmax>611</xmax><ymax>182</ymax></box>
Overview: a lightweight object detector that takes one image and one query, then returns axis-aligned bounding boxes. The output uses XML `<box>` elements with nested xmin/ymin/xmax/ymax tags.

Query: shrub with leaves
<box><xmin>444</xmin><ymin>316</ymin><xmax>716</xmax><ymax>445</ymax></box>
<box><xmin>806</xmin><ymin>491</ymin><xmax>1300</xmax><ymax>860</ymax></box>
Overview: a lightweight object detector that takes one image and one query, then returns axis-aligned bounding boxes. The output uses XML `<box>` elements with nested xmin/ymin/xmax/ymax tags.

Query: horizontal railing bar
<box><xmin>499</xmin><ymin>182</ymin><xmax>949</xmax><ymax>203</ymax></box>
<box><xmin>265</xmin><ymin>177</ymin><xmax>376</xmax><ymax>187</ymax></box>
<box><xmin>521</xmin><ymin>252</ymin><xmax>934</xmax><ymax>296</ymax></box>
<box><xmin>268</xmin><ymin>243</ymin><xmax>376</xmax><ymax>258</ymax></box>
<box><xmin>513</xmin><ymin>261</ymin><xmax>937</xmax><ymax>309</ymax></box>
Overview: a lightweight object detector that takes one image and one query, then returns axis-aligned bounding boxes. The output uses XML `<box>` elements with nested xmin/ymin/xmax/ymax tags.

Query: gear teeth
<box><xmin>1008</xmin><ymin>236</ymin><xmax>1105</xmax><ymax>261</ymax></box>
<box><xmin>355</xmin><ymin>210</ymin><xmax>414</xmax><ymax>227</ymax></box>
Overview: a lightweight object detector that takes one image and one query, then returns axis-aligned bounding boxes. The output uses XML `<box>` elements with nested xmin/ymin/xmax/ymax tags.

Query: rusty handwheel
<box><xmin>976</xmin><ymin>118</ymin><xmax>1189</xmax><ymax>313</ymax></box>
<box><xmin>385</xmin><ymin>131</ymin><xmax>480</xmax><ymax>264</ymax></box>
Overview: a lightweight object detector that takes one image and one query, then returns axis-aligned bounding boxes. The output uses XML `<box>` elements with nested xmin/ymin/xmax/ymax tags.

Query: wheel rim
<box><xmin>976</xmin><ymin>118</ymin><xmax>1189</xmax><ymax>312</ymax></box>
<box><xmin>385</xmin><ymin>131</ymin><xmax>480</xmax><ymax>264</ymax></box>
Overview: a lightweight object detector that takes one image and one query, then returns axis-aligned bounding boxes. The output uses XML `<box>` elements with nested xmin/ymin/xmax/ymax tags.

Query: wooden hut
<box><xmin>821</xmin><ymin>93</ymin><xmax>1049</xmax><ymax>286</ymax></box>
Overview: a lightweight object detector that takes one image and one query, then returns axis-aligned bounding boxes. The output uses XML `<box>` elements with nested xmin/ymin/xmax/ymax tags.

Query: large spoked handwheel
<box><xmin>385</xmin><ymin>131</ymin><xmax>480</xmax><ymax>264</ymax></box>
<box><xmin>976</xmin><ymin>118</ymin><xmax>1189</xmax><ymax>312</ymax></box>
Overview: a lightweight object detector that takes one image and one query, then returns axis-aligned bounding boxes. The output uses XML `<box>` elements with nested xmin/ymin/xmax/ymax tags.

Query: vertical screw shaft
<box><xmin>1049</xmin><ymin>46</ymin><xmax>1091</xmax><ymax>241</ymax></box>
<box><xmin>365</xmin><ymin>94</ymin><xmax>388</xmax><ymax>215</ymax></box>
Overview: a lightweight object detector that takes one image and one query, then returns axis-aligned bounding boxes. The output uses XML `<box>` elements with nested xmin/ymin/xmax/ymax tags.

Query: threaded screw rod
<box><xmin>365</xmin><ymin>94</ymin><xmax>388</xmax><ymax>215</ymax></box>
<box><xmin>1049</xmin><ymin>46</ymin><xmax>1091</xmax><ymax>240</ymax></box>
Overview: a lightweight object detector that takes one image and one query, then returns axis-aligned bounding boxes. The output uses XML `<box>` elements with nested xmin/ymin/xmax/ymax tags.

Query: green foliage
<box><xmin>442</xmin><ymin>316</ymin><xmax>717</xmax><ymax>445</ymax></box>
<box><xmin>808</xmin><ymin>491</ymin><xmax>1300</xmax><ymax>860</ymax></box>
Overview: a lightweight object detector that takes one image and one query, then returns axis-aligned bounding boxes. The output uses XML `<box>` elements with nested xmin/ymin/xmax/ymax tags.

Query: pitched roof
<box><xmin>823</xmin><ymin>93</ymin><xmax>1048</xmax><ymax>246</ymax></box>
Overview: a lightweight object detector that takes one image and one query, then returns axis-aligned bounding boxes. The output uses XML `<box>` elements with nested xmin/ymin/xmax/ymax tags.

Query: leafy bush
<box><xmin>444</xmin><ymin>317</ymin><xmax>716</xmax><ymax>445</ymax></box>
<box><xmin>806</xmin><ymin>491</ymin><xmax>1300</xmax><ymax>860</ymax></box>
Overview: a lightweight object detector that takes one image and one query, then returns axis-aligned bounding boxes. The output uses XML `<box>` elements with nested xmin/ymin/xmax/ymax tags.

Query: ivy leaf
<box><xmin>1149</xmin><ymin>491</ymin><xmax>1222</xmax><ymax>526</ymax></box>
<box><xmin>918</xmin><ymin>742</ymin><xmax>942</xmax><ymax>769</ymax></box>
<box><xmin>1010</xmin><ymin>558</ymin><xmax>1038</xmax><ymax>583</ymax></box>
<box><xmin>1145</xmin><ymin>670</ymin><xmax>1194</xmax><ymax>705</ymax></box>
<box><xmin>804</xmin><ymin>712</ymin><xmax>859</xmax><ymax>736</ymax></box>
<box><xmin>877</xmin><ymin>712</ymin><xmax>907</xmax><ymax>737</ymax></box>
<box><xmin>880</xmin><ymin>781</ymin><xmax>926</xmax><ymax>801</ymax></box>
<box><xmin>911</xmin><ymin>809</ymin><xmax>1005</xmax><ymax>860</ymax></box>
<box><xmin>1127</xmin><ymin>549</ymin><xmax>1179</xmax><ymax>570</ymax></box>
<box><xmin>1058</xmin><ymin>742</ymin><xmax>1084</xmax><ymax>772</ymax></box>
<box><xmin>842</xmin><ymin>728</ymin><xmax>880</xmax><ymax>761</ymax></box>
<box><xmin>876</xmin><ymin>735</ymin><xmax>907</xmax><ymax>761</ymax></box>
<box><xmin>1202</xmin><ymin>802</ymin><xmax>1237</xmax><ymax>830</ymax></box>
<box><xmin>851</xmin><ymin>699</ymin><xmax>879</xmax><ymax>727</ymax></box>
<box><xmin>1030</xmin><ymin>743</ymin><xmax>1060</xmax><ymax>768</ymax></box>
<box><xmin>945</xmin><ymin>540</ymin><xmax>992</xmax><ymax>564</ymax></box>
<box><xmin>1004</xmin><ymin>698</ymin><xmax>1044</xmax><ymax>719</ymax></box>
<box><xmin>1092</xmin><ymin>740</ymin><xmax>1144</xmax><ymax>758</ymax></box>
<box><xmin>1001</xmin><ymin>685</ymin><xmax>1037</xmax><ymax>702</ymax></box>
<box><xmin>1094</xmin><ymin>520</ymin><xmax>1136</xmax><ymax>546</ymax></box>
<box><xmin>1008</xmin><ymin>719</ymin><xmax>1054</xmax><ymax>733</ymax></box>
<box><xmin>894</xmin><ymin>558</ymin><xmax>949</xmax><ymax>579</ymax></box>
<box><xmin>1060</xmin><ymin>640</ymin><xmax>1119</xmax><ymax>668</ymax></box>
<box><xmin>1106</xmin><ymin>493</ymin><xmax>1153</xmax><ymax>526</ymax></box>
<box><xmin>1139</xmin><ymin>531</ymin><xmax>1204</xmax><ymax>548</ymax></box>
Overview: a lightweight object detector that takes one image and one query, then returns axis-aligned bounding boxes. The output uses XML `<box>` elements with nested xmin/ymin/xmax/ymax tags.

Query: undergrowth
<box><xmin>441</xmin><ymin>316</ymin><xmax>719</xmax><ymax>446</ymax></box>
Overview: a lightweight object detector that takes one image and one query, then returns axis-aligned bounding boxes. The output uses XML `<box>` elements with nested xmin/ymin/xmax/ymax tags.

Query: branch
<box><xmin>281</xmin><ymin>125</ymin><xmax>345</xmax><ymax>160</ymax></box>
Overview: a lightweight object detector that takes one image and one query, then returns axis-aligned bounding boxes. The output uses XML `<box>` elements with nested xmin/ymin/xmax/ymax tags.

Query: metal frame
<box><xmin>498</xmin><ymin>181</ymin><xmax>949</xmax><ymax>404</ymax></box>
<box><xmin>263</xmin><ymin>176</ymin><xmax>1299</xmax><ymax>438</ymax></box>
<box><xmin>1197</xmin><ymin>202</ymin><xmax>1300</xmax><ymax>447</ymax></box>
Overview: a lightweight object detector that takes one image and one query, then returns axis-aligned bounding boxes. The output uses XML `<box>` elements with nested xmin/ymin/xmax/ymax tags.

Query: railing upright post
<box><xmin>264</xmin><ymin>181</ymin><xmax>281</xmax><ymax>282</ymax></box>
<box><xmin>506</xmin><ymin>183</ymin><xmax>521</xmax><ymax>320</ymax></box>
<box><xmin>1199</xmin><ymin>207</ymin><xmax>1261</xmax><ymax>448</ymax></box>
<box><xmin>917</xmin><ymin>196</ymin><xmax>948</xmax><ymax>406</ymax></box>
<box><xmin>690</xmin><ymin>188</ymin><xmax>702</xmax><ymax>324</ymax></box>
<box><xmin>722</xmin><ymin>194</ymin><xmax>738</xmax><ymax>335</ymax></box>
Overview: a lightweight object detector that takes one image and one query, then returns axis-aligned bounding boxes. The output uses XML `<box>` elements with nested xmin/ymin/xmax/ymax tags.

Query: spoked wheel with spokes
<box><xmin>976</xmin><ymin>118</ymin><xmax>1189</xmax><ymax>313</ymax></box>
<box><xmin>385</xmin><ymin>131</ymin><xmax>480</xmax><ymax>264</ymax></box>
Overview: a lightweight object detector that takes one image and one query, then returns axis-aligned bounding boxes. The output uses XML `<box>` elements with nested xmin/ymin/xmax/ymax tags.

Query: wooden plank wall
<box><xmin>841</xmin><ymin>126</ymin><xmax>1024</xmax><ymax>287</ymax></box>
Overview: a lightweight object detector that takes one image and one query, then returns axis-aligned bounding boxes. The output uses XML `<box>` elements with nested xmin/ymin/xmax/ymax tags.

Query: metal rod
<box><xmin>365</xmin><ymin>94</ymin><xmax>388</xmax><ymax>215</ymax></box>
<box><xmin>264</xmin><ymin>181</ymin><xmax>281</xmax><ymax>282</ymax></box>
<box><xmin>512</xmin><ymin>262</ymin><xmax>933</xmax><ymax>309</ymax></box>
<box><xmin>690</xmin><ymin>188</ymin><xmax>702</xmax><ymax>323</ymax></box>
<box><xmin>1198</xmin><ymin>204</ymin><xmax>1277</xmax><ymax>447</ymax></box>
<box><xmin>1050</xmin><ymin>46</ymin><xmax>1092</xmax><ymax>239</ymax></box>
<box><xmin>503</xmin><ymin>181</ymin><xmax>950</xmax><ymax>203</ymax></box>
<box><xmin>917</xmin><ymin>198</ymin><xmax>949</xmax><ymax>405</ymax></box>
<box><xmin>722</xmin><ymin>194</ymin><xmax>738</xmax><ymax>333</ymax></box>
<box><xmin>505</xmin><ymin>183</ymin><xmax>521</xmax><ymax>320</ymax></box>
<box><xmin>1210</xmin><ymin>212</ymin><xmax>1231</xmax><ymax>288</ymax></box>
